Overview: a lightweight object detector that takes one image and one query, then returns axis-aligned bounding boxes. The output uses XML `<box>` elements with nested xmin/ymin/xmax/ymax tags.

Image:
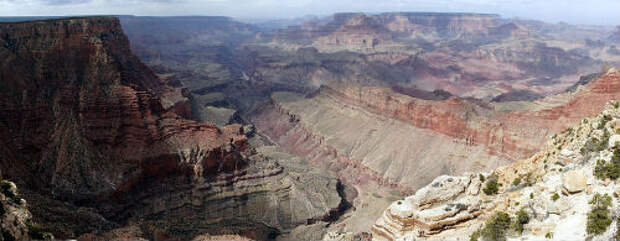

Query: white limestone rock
<box><xmin>562</xmin><ymin>170</ymin><xmax>587</xmax><ymax>193</ymax></box>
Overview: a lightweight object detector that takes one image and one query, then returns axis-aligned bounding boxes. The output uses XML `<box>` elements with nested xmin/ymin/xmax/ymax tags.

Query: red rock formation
<box><xmin>0</xmin><ymin>17</ymin><xmax>248</xmax><ymax>201</ymax></box>
<box><xmin>0</xmin><ymin>17</ymin><xmax>348</xmax><ymax>240</ymax></box>
<box><xmin>319</xmin><ymin>69</ymin><xmax>620</xmax><ymax>161</ymax></box>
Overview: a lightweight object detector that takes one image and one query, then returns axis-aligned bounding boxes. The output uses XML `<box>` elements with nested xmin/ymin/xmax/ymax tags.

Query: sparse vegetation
<box><xmin>586</xmin><ymin>193</ymin><xmax>613</xmax><ymax>235</ymax></box>
<box><xmin>479</xmin><ymin>174</ymin><xmax>485</xmax><ymax>182</ymax></box>
<box><xmin>594</xmin><ymin>159</ymin><xmax>620</xmax><ymax>180</ymax></box>
<box><xmin>397</xmin><ymin>200</ymin><xmax>402</xmax><ymax>205</ymax></box>
<box><xmin>582</xmin><ymin>128</ymin><xmax>611</xmax><ymax>155</ymax></box>
<box><xmin>594</xmin><ymin>147</ymin><xmax>620</xmax><ymax>180</ymax></box>
<box><xmin>512</xmin><ymin>208</ymin><xmax>530</xmax><ymax>234</ymax></box>
<box><xmin>470</xmin><ymin>229</ymin><xmax>482</xmax><ymax>241</ymax></box>
<box><xmin>551</xmin><ymin>193</ymin><xmax>560</xmax><ymax>202</ymax></box>
<box><xmin>545</xmin><ymin>232</ymin><xmax>553</xmax><ymax>239</ymax></box>
<box><xmin>472</xmin><ymin>211</ymin><xmax>511</xmax><ymax>241</ymax></box>
<box><xmin>483</xmin><ymin>175</ymin><xmax>499</xmax><ymax>196</ymax></box>
<box><xmin>530</xmin><ymin>193</ymin><xmax>534</xmax><ymax>199</ymax></box>
<box><xmin>512</xmin><ymin>177</ymin><xmax>521</xmax><ymax>187</ymax></box>
<box><xmin>598</xmin><ymin>114</ymin><xmax>612</xmax><ymax>129</ymax></box>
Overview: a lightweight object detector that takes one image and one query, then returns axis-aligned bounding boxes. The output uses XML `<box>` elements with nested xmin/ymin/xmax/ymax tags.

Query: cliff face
<box><xmin>367</xmin><ymin>98</ymin><xmax>620</xmax><ymax>241</ymax></box>
<box><xmin>323</xmin><ymin>69</ymin><xmax>620</xmax><ymax>161</ymax></box>
<box><xmin>251</xmin><ymin>70</ymin><xmax>620</xmax><ymax>197</ymax></box>
<box><xmin>0</xmin><ymin>17</ymin><xmax>345</xmax><ymax>240</ymax></box>
<box><xmin>0</xmin><ymin>17</ymin><xmax>245</xmax><ymax>199</ymax></box>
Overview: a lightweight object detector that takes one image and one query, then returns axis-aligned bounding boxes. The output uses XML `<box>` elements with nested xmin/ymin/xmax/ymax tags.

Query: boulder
<box><xmin>608</xmin><ymin>134</ymin><xmax>620</xmax><ymax>148</ymax></box>
<box><xmin>562</xmin><ymin>170</ymin><xmax>587</xmax><ymax>193</ymax></box>
<box><xmin>412</xmin><ymin>176</ymin><xmax>470</xmax><ymax>208</ymax></box>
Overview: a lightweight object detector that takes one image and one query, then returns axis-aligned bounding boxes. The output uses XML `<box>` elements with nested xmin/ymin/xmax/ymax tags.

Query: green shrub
<box><xmin>483</xmin><ymin>176</ymin><xmax>499</xmax><ymax>196</ymax></box>
<box><xmin>530</xmin><ymin>193</ymin><xmax>534</xmax><ymax>199</ymax></box>
<box><xmin>581</xmin><ymin>130</ymin><xmax>610</xmax><ymax>155</ymax></box>
<box><xmin>586</xmin><ymin>193</ymin><xmax>613</xmax><ymax>235</ymax></box>
<box><xmin>512</xmin><ymin>177</ymin><xmax>521</xmax><ymax>187</ymax></box>
<box><xmin>551</xmin><ymin>193</ymin><xmax>560</xmax><ymax>202</ymax></box>
<box><xmin>598</xmin><ymin>115</ymin><xmax>611</xmax><ymax>129</ymax></box>
<box><xmin>397</xmin><ymin>201</ymin><xmax>402</xmax><ymax>205</ymax></box>
<box><xmin>479</xmin><ymin>174</ymin><xmax>485</xmax><ymax>182</ymax></box>
<box><xmin>470</xmin><ymin>229</ymin><xmax>482</xmax><ymax>241</ymax></box>
<box><xmin>479</xmin><ymin>212</ymin><xmax>512</xmax><ymax>241</ymax></box>
<box><xmin>596</xmin><ymin>132</ymin><xmax>610</xmax><ymax>152</ymax></box>
<box><xmin>594</xmin><ymin>159</ymin><xmax>620</xmax><ymax>180</ymax></box>
<box><xmin>512</xmin><ymin>208</ymin><xmax>530</xmax><ymax>234</ymax></box>
<box><xmin>545</xmin><ymin>232</ymin><xmax>553</xmax><ymax>239</ymax></box>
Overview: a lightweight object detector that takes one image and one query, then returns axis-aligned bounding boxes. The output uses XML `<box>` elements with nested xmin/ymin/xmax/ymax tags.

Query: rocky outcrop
<box><xmin>1</xmin><ymin>180</ymin><xmax>32</xmax><ymax>241</ymax></box>
<box><xmin>0</xmin><ymin>17</ymin><xmax>346</xmax><ymax>240</ymax></box>
<box><xmin>369</xmin><ymin>101</ymin><xmax>620</xmax><ymax>241</ymax></box>
<box><xmin>0</xmin><ymin>16</ymin><xmax>247</xmax><ymax>200</ymax></box>
<box><xmin>0</xmin><ymin>180</ymin><xmax>52</xmax><ymax>241</ymax></box>
<box><xmin>562</xmin><ymin>170</ymin><xmax>587</xmax><ymax>193</ymax></box>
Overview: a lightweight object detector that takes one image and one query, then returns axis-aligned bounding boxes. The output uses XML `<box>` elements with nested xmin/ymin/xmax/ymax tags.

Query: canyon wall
<box><xmin>252</xmin><ymin>69</ymin><xmax>620</xmax><ymax>195</ymax></box>
<box><xmin>0</xmin><ymin>17</ymin><xmax>345</xmax><ymax>240</ymax></box>
<box><xmin>368</xmin><ymin>88</ymin><xmax>620</xmax><ymax>241</ymax></box>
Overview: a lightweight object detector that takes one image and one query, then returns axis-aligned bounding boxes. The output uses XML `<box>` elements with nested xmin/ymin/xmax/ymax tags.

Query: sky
<box><xmin>0</xmin><ymin>0</ymin><xmax>619</xmax><ymax>26</ymax></box>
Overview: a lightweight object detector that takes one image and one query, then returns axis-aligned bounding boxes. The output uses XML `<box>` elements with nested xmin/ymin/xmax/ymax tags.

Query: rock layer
<box><xmin>369</xmin><ymin>100</ymin><xmax>620</xmax><ymax>241</ymax></box>
<box><xmin>0</xmin><ymin>17</ymin><xmax>346</xmax><ymax>240</ymax></box>
<box><xmin>252</xmin><ymin>70</ymin><xmax>620</xmax><ymax>195</ymax></box>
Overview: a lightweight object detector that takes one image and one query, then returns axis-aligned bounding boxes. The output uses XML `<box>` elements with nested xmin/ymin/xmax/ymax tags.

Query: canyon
<box><xmin>367</xmin><ymin>71</ymin><xmax>620</xmax><ymax>240</ymax></box>
<box><xmin>0</xmin><ymin>17</ymin><xmax>348</xmax><ymax>240</ymax></box>
<box><xmin>0</xmin><ymin>12</ymin><xmax>619</xmax><ymax>241</ymax></box>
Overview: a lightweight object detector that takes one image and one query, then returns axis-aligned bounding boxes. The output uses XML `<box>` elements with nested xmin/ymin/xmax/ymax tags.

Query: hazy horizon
<box><xmin>1</xmin><ymin>0</ymin><xmax>620</xmax><ymax>26</ymax></box>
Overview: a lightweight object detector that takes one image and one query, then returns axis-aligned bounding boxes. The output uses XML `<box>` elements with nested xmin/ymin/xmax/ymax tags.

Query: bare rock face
<box><xmin>368</xmin><ymin>101</ymin><xmax>620</xmax><ymax>241</ymax></box>
<box><xmin>0</xmin><ymin>17</ymin><xmax>346</xmax><ymax>240</ymax></box>
<box><xmin>371</xmin><ymin>174</ymin><xmax>484</xmax><ymax>240</ymax></box>
<box><xmin>0</xmin><ymin>180</ymin><xmax>53</xmax><ymax>241</ymax></box>
<box><xmin>0</xmin><ymin>180</ymin><xmax>32</xmax><ymax>241</ymax></box>
<box><xmin>562</xmin><ymin>170</ymin><xmax>587</xmax><ymax>193</ymax></box>
<box><xmin>411</xmin><ymin>176</ymin><xmax>471</xmax><ymax>208</ymax></box>
<box><xmin>252</xmin><ymin>70</ymin><xmax>620</xmax><ymax>196</ymax></box>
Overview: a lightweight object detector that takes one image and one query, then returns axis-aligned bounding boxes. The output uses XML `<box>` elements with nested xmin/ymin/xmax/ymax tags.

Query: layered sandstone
<box><xmin>0</xmin><ymin>17</ymin><xmax>345</xmax><ymax>240</ymax></box>
<box><xmin>369</xmin><ymin>100</ymin><xmax>620</xmax><ymax>241</ymax></box>
<box><xmin>252</xmin><ymin>69</ymin><xmax>620</xmax><ymax>195</ymax></box>
<box><xmin>0</xmin><ymin>17</ymin><xmax>246</xmax><ymax>200</ymax></box>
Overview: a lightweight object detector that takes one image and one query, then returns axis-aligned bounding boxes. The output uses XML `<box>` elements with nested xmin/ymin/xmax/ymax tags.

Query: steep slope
<box><xmin>368</xmin><ymin>93</ymin><xmax>620</xmax><ymax>241</ymax></box>
<box><xmin>0</xmin><ymin>17</ymin><xmax>345</xmax><ymax>240</ymax></box>
<box><xmin>252</xmin><ymin>69</ymin><xmax>620</xmax><ymax>198</ymax></box>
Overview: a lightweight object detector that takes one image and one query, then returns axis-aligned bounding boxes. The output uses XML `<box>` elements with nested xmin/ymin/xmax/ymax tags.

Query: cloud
<box><xmin>43</xmin><ymin>0</ymin><xmax>91</xmax><ymax>5</ymax></box>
